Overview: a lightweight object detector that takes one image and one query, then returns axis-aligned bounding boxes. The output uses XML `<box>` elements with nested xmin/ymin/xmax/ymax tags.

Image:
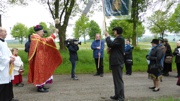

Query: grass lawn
<box><xmin>8</xmin><ymin>41</ymin><xmax>178</xmax><ymax>75</ymax></box>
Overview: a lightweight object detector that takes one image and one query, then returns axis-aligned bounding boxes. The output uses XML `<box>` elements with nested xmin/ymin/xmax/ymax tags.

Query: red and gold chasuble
<box><xmin>28</xmin><ymin>34</ymin><xmax>62</xmax><ymax>85</ymax></box>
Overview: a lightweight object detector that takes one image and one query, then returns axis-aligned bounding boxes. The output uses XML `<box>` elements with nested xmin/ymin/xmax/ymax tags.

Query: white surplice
<box><xmin>0</xmin><ymin>41</ymin><xmax>14</xmax><ymax>84</ymax></box>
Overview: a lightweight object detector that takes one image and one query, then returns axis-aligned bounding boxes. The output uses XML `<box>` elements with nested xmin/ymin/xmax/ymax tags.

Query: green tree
<box><xmin>88</xmin><ymin>20</ymin><xmax>101</xmax><ymax>40</ymax></box>
<box><xmin>11</xmin><ymin>23</ymin><xmax>28</xmax><ymax>44</ymax></box>
<box><xmin>147</xmin><ymin>10</ymin><xmax>169</xmax><ymax>37</ymax></box>
<box><xmin>131</xmin><ymin>0</ymin><xmax>148</xmax><ymax>46</ymax></box>
<box><xmin>73</xmin><ymin>15</ymin><xmax>89</xmax><ymax>44</ymax></box>
<box><xmin>130</xmin><ymin>0</ymin><xmax>173</xmax><ymax>46</ymax></box>
<box><xmin>108</xmin><ymin>20</ymin><xmax>144</xmax><ymax>40</ymax></box>
<box><xmin>39</xmin><ymin>22</ymin><xmax>49</xmax><ymax>37</ymax></box>
<box><xmin>28</xmin><ymin>27</ymin><xmax>35</xmax><ymax>35</ymax></box>
<box><xmin>48</xmin><ymin>23</ymin><xmax>56</xmax><ymax>34</ymax></box>
<box><xmin>168</xmin><ymin>4</ymin><xmax>180</xmax><ymax>33</ymax></box>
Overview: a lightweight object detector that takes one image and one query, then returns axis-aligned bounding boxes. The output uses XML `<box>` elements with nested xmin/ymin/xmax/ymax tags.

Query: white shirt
<box><xmin>0</xmin><ymin>41</ymin><xmax>14</xmax><ymax>84</ymax></box>
<box><xmin>13</xmin><ymin>56</ymin><xmax>23</xmax><ymax>76</ymax></box>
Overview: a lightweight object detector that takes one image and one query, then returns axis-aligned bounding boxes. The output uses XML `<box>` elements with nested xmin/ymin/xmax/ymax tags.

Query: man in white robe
<box><xmin>0</xmin><ymin>27</ymin><xmax>18</xmax><ymax>101</ymax></box>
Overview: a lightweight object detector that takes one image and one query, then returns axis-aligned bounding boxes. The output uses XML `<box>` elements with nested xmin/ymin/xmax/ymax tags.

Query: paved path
<box><xmin>14</xmin><ymin>72</ymin><xmax>180</xmax><ymax>101</ymax></box>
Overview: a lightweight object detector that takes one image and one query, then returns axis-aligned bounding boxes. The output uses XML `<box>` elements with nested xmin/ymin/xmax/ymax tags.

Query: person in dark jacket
<box><xmin>163</xmin><ymin>38</ymin><xmax>172</xmax><ymax>76</ymax></box>
<box><xmin>67</xmin><ymin>39</ymin><xmax>79</xmax><ymax>80</ymax></box>
<box><xmin>91</xmin><ymin>34</ymin><xmax>105</xmax><ymax>77</ymax></box>
<box><xmin>105</xmin><ymin>27</ymin><xmax>125</xmax><ymax>101</ymax></box>
<box><xmin>173</xmin><ymin>41</ymin><xmax>180</xmax><ymax>78</ymax></box>
<box><xmin>147</xmin><ymin>39</ymin><xmax>163</xmax><ymax>92</ymax></box>
<box><xmin>24</xmin><ymin>34</ymin><xmax>32</xmax><ymax>53</ymax></box>
<box><xmin>124</xmin><ymin>39</ymin><xmax>133</xmax><ymax>75</ymax></box>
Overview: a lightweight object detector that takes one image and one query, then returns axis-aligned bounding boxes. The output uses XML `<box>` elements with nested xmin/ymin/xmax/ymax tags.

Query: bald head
<box><xmin>0</xmin><ymin>27</ymin><xmax>7</xmax><ymax>39</ymax></box>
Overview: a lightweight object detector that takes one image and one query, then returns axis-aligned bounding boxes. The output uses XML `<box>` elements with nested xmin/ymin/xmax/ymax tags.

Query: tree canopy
<box><xmin>73</xmin><ymin>15</ymin><xmax>89</xmax><ymax>44</ymax></box>
<box><xmin>88</xmin><ymin>20</ymin><xmax>101</xmax><ymax>40</ymax></box>
<box><xmin>168</xmin><ymin>4</ymin><xmax>180</xmax><ymax>33</ymax></box>
<box><xmin>108</xmin><ymin>19</ymin><xmax>145</xmax><ymax>39</ymax></box>
<box><xmin>11</xmin><ymin>22</ymin><xmax>28</xmax><ymax>44</ymax></box>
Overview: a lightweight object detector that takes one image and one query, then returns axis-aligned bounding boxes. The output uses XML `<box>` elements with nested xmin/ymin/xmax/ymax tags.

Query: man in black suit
<box><xmin>105</xmin><ymin>27</ymin><xmax>125</xmax><ymax>101</ymax></box>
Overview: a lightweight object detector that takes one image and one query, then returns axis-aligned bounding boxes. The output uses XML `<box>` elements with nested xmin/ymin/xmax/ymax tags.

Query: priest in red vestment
<box><xmin>28</xmin><ymin>25</ymin><xmax>62</xmax><ymax>92</ymax></box>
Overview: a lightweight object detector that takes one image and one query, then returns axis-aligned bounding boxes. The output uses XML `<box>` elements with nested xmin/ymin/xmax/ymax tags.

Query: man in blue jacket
<box><xmin>91</xmin><ymin>34</ymin><xmax>105</xmax><ymax>77</ymax></box>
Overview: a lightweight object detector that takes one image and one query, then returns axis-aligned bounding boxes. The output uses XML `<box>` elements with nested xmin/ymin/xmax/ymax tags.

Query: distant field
<box><xmin>8</xmin><ymin>41</ymin><xmax>178</xmax><ymax>51</ymax></box>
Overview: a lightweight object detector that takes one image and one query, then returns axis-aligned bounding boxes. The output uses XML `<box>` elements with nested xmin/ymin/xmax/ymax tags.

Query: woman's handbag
<box><xmin>164</xmin><ymin>56</ymin><xmax>173</xmax><ymax>63</ymax></box>
<box><xmin>149</xmin><ymin>63</ymin><xmax>162</xmax><ymax>74</ymax></box>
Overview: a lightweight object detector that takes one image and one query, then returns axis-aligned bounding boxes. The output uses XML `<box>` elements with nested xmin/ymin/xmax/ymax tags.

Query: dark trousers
<box><xmin>0</xmin><ymin>82</ymin><xmax>14</xmax><ymax>101</ymax></box>
<box><xmin>94</xmin><ymin>58</ymin><xmax>104</xmax><ymax>74</ymax></box>
<box><xmin>163</xmin><ymin>63</ymin><xmax>172</xmax><ymax>74</ymax></box>
<box><xmin>111</xmin><ymin>65</ymin><xmax>125</xmax><ymax>100</ymax></box>
<box><xmin>176</xmin><ymin>63</ymin><xmax>180</xmax><ymax>77</ymax></box>
<box><xmin>125</xmin><ymin>63</ymin><xmax>132</xmax><ymax>75</ymax></box>
<box><xmin>71</xmin><ymin>61</ymin><xmax>77</xmax><ymax>78</ymax></box>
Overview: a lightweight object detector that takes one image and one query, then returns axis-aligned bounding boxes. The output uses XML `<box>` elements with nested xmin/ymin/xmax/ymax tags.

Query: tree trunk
<box><xmin>58</xmin><ymin>25</ymin><xmax>66</xmax><ymax>51</ymax></box>
<box><xmin>83</xmin><ymin>31</ymin><xmax>86</xmax><ymax>44</ymax></box>
<box><xmin>53</xmin><ymin>0</ymin><xmax>75</xmax><ymax>51</ymax></box>
<box><xmin>131</xmin><ymin>0</ymin><xmax>138</xmax><ymax>46</ymax></box>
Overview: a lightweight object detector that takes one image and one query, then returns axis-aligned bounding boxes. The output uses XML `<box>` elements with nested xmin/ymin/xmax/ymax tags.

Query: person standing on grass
<box><xmin>124</xmin><ymin>39</ymin><xmax>133</xmax><ymax>75</ymax></box>
<box><xmin>24</xmin><ymin>34</ymin><xmax>32</xmax><ymax>54</ymax></box>
<box><xmin>28</xmin><ymin>25</ymin><xmax>62</xmax><ymax>92</ymax></box>
<box><xmin>173</xmin><ymin>41</ymin><xmax>180</xmax><ymax>78</ymax></box>
<box><xmin>11</xmin><ymin>48</ymin><xmax>24</xmax><ymax>87</ymax></box>
<box><xmin>105</xmin><ymin>27</ymin><xmax>125</xmax><ymax>101</ymax></box>
<box><xmin>0</xmin><ymin>27</ymin><xmax>18</xmax><ymax>101</ymax></box>
<box><xmin>163</xmin><ymin>38</ymin><xmax>173</xmax><ymax>76</ymax></box>
<box><xmin>91</xmin><ymin>34</ymin><xmax>105</xmax><ymax>77</ymax></box>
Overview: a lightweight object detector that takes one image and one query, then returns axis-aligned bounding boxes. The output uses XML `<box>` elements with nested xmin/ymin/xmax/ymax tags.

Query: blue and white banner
<box><xmin>103</xmin><ymin>0</ymin><xmax>131</xmax><ymax>16</ymax></box>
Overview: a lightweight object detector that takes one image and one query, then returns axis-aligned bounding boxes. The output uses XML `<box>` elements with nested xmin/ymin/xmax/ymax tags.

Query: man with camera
<box><xmin>66</xmin><ymin>39</ymin><xmax>80</xmax><ymax>80</ymax></box>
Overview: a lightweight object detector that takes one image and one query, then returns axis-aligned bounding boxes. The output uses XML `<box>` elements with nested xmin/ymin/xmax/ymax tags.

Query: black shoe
<box><xmin>94</xmin><ymin>73</ymin><xmax>100</xmax><ymax>76</ymax></box>
<box><xmin>163</xmin><ymin>73</ymin><xmax>169</xmax><ymax>76</ymax></box>
<box><xmin>11</xmin><ymin>98</ymin><xmax>19</xmax><ymax>101</ymax></box>
<box><xmin>149</xmin><ymin>86</ymin><xmax>155</xmax><ymax>89</ymax></box>
<box><xmin>37</xmin><ymin>88</ymin><xmax>48</xmax><ymax>92</ymax></box>
<box><xmin>153</xmin><ymin>88</ymin><xmax>160</xmax><ymax>92</ymax></box>
<box><xmin>100</xmin><ymin>74</ymin><xmax>104</xmax><ymax>77</ymax></box>
<box><xmin>110</xmin><ymin>96</ymin><xmax>119</xmax><ymax>100</ymax></box>
<box><xmin>17</xmin><ymin>83</ymin><xmax>24</xmax><ymax>87</ymax></box>
<box><xmin>43</xmin><ymin>86</ymin><xmax>49</xmax><ymax>90</ymax></box>
<box><xmin>126</xmin><ymin>74</ymin><xmax>131</xmax><ymax>76</ymax></box>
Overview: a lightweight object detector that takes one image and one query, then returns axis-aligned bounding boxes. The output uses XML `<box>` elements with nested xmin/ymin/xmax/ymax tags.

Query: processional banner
<box><xmin>103</xmin><ymin>0</ymin><xmax>131</xmax><ymax>18</ymax></box>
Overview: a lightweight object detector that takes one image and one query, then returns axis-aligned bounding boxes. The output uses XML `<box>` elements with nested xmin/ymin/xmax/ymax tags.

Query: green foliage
<box><xmin>168</xmin><ymin>4</ymin><xmax>180</xmax><ymax>33</ymax></box>
<box><xmin>108</xmin><ymin>20</ymin><xmax>144</xmax><ymax>39</ymax></box>
<box><xmin>48</xmin><ymin>23</ymin><xmax>56</xmax><ymax>34</ymax></box>
<box><xmin>147</xmin><ymin>10</ymin><xmax>169</xmax><ymax>37</ymax></box>
<box><xmin>88</xmin><ymin>20</ymin><xmax>101</xmax><ymax>39</ymax></box>
<box><xmin>11</xmin><ymin>23</ymin><xmax>28</xmax><ymax>44</ymax></box>
<box><xmin>39</xmin><ymin>22</ymin><xmax>50</xmax><ymax>37</ymax></box>
<box><xmin>74</xmin><ymin>15</ymin><xmax>89</xmax><ymax>43</ymax></box>
<box><xmin>27</xmin><ymin>27</ymin><xmax>35</xmax><ymax>37</ymax></box>
<box><xmin>133</xmin><ymin>46</ymin><xmax>141</xmax><ymax>51</ymax></box>
<box><xmin>7</xmin><ymin>41</ymin><xmax>177</xmax><ymax>76</ymax></box>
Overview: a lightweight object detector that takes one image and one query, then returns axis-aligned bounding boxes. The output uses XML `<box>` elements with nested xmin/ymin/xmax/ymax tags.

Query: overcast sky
<box><xmin>2</xmin><ymin>0</ymin><xmax>178</xmax><ymax>40</ymax></box>
<box><xmin>2</xmin><ymin>1</ymin><xmax>105</xmax><ymax>40</ymax></box>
